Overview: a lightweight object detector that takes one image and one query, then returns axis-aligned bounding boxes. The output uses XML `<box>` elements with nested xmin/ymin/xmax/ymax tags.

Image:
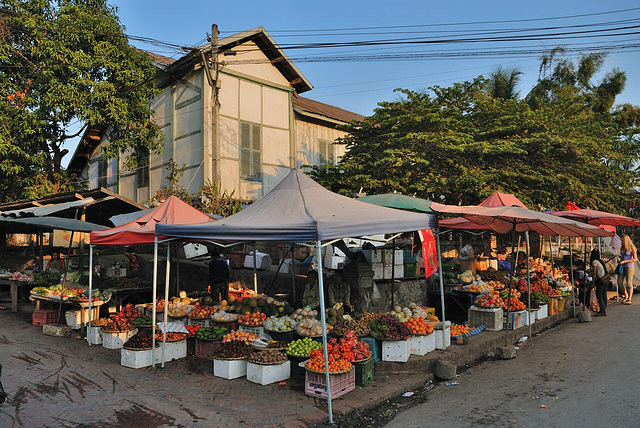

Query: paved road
<box><xmin>385</xmin><ymin>302</ymin><xmax>640</xmax><ymax>428</ymax></box>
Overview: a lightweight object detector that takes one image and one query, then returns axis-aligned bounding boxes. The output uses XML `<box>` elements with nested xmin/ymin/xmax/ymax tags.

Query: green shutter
<box><xmin>241</xmin><ymin>123</ymin><xmax>251</xmax><ymax>178</ymax></box>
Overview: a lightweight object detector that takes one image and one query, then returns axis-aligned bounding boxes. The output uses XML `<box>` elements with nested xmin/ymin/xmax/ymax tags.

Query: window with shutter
<box><xmin>318</xmin><ymin>139</ymin><xmax>334</xmax><ymax>166</ymax></box>
<box><xmin>97</xmin><ymin>158</ymin><xmax>107</xmax><ymax>187</ymax></box>
<box><xmin>137</xmin><ymin>152</ymin><xmax>149</xmax><ymax>188</ymax></box>
<box><xmin>240</xmin><ymin>122</ymin><xmax>261</xmax><ymax>181</ymax></box>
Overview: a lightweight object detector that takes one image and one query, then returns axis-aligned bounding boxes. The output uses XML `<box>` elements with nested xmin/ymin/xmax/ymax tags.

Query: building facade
<box><xmin>68</xmin><ymin>28</ymin><xmax>364</xmax><ymax>204</ymax></box>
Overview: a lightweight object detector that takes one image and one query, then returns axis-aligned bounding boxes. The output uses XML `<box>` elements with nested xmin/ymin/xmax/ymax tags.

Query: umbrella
<box><xmin>439</xmin><ymin>191</ymin><xmax>527</xmax><ymax>231</ymax></box>
<box><xmin>431</xmin><ymin>203</ymin><xmax>613</xmax><ymax>346</ymax></box>
<box><xmin>552</xmin><ymin>208</ymin><xmax>640</xmax><ymax>228</ymax></box>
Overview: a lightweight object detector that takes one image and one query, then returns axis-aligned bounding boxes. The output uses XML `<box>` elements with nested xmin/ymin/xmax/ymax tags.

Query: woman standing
<box><xmin>590</xmin><ymin>249</ymin><xmax>608</xmax><ymax>316</ymax></box>
<box><xmin>617</xmin><ymin>235</ymin><xmax>637</xmax><ymax>304</ymax></box>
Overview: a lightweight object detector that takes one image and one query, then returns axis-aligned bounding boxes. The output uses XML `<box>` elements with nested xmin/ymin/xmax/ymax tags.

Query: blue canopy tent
<box><xmin>155</xmin><ymin>169</ymin><xmax>441</xmax><ymax>423</ymax></box>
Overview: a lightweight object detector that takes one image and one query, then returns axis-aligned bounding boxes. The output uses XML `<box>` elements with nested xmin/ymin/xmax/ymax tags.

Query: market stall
<box><xmin>155</xmin><ymin>169</ymin><xmax>439</xmax><ymax>423</ymax></box>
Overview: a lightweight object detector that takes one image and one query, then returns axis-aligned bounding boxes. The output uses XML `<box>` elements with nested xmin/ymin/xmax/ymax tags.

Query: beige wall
<box><xmin>294</xmin><ymin>114</ymin><xmax>348</xmax><ymax>168</ymax></box>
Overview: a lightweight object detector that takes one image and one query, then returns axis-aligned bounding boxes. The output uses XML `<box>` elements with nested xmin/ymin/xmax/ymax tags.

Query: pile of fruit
<box><xmin>132</xmin><ymin>315</ymin><xmax>154</xmax><ymax>326</ymax></box>
<box><xmin>296</xmin><ymin>318</ymin><xmax>331</xmax><ymax>337</ymax></box>
<box><xmin>155</xmin><ymin>332</ymin><xmax>188</xmax><ymax>342</ymax></box>
<box><xmin>185</xmin><ymin>325</ymin><xmax>201</xmax><ymax>337</ymax></box>
<box><xmin>249</xmin><ymin>349</ymin><xmax>288</xmax><ymax>365</ymax></box>
<box><xmin>124</xmin><ymin>331</ymin><xmax>157</xmax><ymax>350</ymax></box>
<box><xmin>404</xmin><ymin>317</ymin><xmax>431</xmax><ymax>335</ymax></box>
<box><xmin>369</xmin><ymin>314</ymin><xmax>412</xmax><ymax>341</ymax></box>
<box><xmin>147</xmin><ymin>299</ymin><xmax>166</xmax><ymax>312</ymax></box>
<box><xmin>228</xmin><ymin>296</ymin><xmax>295</xmax><ymax>319</ymax></box>
<box><xmin>426</xmin><ymin>314</ymin><xmax>440</xmax><ymax>323</ymax></box>
<box><xmin>222</xmin><ymin>330</ymin><xmax>258</xmax><ymax>345</ymax></box>
<box><xmin>189</xmin><ymin>303</ymin><xmax>216</xmax><ymax>319</ymax></box>
<box><xmin>361</xmin><ymin>312</ymin><xmax>385</xmax><ymax>324</ymax></box>
<box><xmin>90</xmin><ymin>318</ymin><xmax>108</xmax><ymax>327</ymax></box>
<box><xmin>474</xmin><ymin>290</ymin><xmax>504</xmax><ymax>308</ymax></box>
<box><xmin>479</xmin><ymin>269</ymin><xmax>508</xmax><ymax>283</ymax></box>
<box><xmin>101</xmin><ymin>318</ymin><xmax>133</xmax><ymax>333</ymax></box>
<box><xmin>170</xmin><ymin>292</ymin><xmax>193</xmax><ymax>305</ymax></box>
<box><xmin>499</xmin><ymin>289</ymin><xmax>527</xmax><ymax>311</ymax></box>
<box><xmin>286</xmin><ymin>337</ymin><xmax>322</xmax><ymax>357</ymax></box>
<box><xmin>115</xmin><ymin>304</ymin><xmax>142</xmax><ymax>323</ymax></box>
<box><xmin>545</xmin><ymin>287</ymin><xmax>562</xmax><ymax>297</ymax></box>
<box><xmin>238</xmin><ymin>312</ymin><xmax>266</xmax><ymax>326</ymax></box>
<box><xmin>461</xmin><ymin>284</ymin><xmax>482</xmax><ymax>293</ymax></box>
<box><xmin>388</xmin><ymin>306</ymin><xmax>414</xmax><ymax>322</ymax></box>
<box><xmin>213</xmin><ymin>341</ymin><xmax>252</xmax><ymax>360</ymax></box>
<box><xmin>168</xmin><ymin>305</ymin><xmax>188</xmax><ymax>318</ymax></box>
<box><xmin>331</xmin><ymin>318</ymin><xmax>370</xmax><ymax>337</ymax></box>
<box><xmin>485</xmin><ymin>280</ymin><xmax>505</xmax><ymax>290</ymax></box>
<box><xmin>306</xmin><ymin>350</ymin><xmax>352</xmax><ymax>373</ymax></box>
<box><xmin>196</xmin><ymin>326</ymin><xmax>228</xmax><ymax>341</ymax></box>
<box><xmin>211</xmin><ymin>311</ymin><xmax>239</xmax><ymax>322</ymax></box>
<box><xmin>450</xmin><ymin>324</ymin><xmax>472</xmax><ymax>337</ymax></box>
<box><xmin>326</xmin><ymin>331</ymin><xmax>372</xmax><ymax>362</ymax></box>
<box><xmin>291</xmin><ymin>307</ymin><xmax>319</xmax><ymax>321</ymax></box>
<box><xmin>263</xmin><ymin>315</ymin><xmax>296</xmax><ymax>332</ymax></box>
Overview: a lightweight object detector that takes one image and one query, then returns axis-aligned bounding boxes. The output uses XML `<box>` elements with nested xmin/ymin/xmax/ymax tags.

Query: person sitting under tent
<box><xmin>124</xmin><ymin>247</ymin><xmax>141</xmax><ymax>278</ymax></box>
<box><xmin>301</xmin><ymin>270</ymin><xmax>320</xmax><ymax>310</ymax></box>
<box><xmin>327</xmin><ymin>270</ymin><xmax>352</xmax><ymax>310</ymax></box>
<box><xmin>45</xmin><ymin>253</ymin><xmax>65</xmax><ymax>273</ymax></box>
<box><xmin>208</xmin><ymin>249</ymin><xmax>229</xmax><ymax>302</ymax></box>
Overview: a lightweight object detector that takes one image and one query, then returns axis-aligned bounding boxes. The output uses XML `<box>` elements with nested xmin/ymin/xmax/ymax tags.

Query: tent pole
<box><xmin>435</xmin><ymin>227</ymin><xmax>447</xmax><ymax>350</ymax></box>
<box><xmin>253</xmin><ymin>242</ymin><xmax>258</xmax><ymax>293</ymax></box>
<box><xmin>152</xmin><ymin>236</ymin><xmax>159</xmax><ymax>367</ymax></box>
<box><xmin>569</xmin><ymin>238</ymin><xmax>576</xmax><ymax>317</ymax></box>
<box><xmin>57</xmin><ymin>230</ymin><xmax>75</xmax><ymax>324</ymax></box>
<box><xmin>504</xmin><ymin>226</ymin><xmax>516</xmax><ymax>348</ymax></box>
<box><xmin>584</xmin><ymin>238</ymin><xmax>588</xmax><ymax>312</ymax></box>
<box><xmin>162</xmin><ymin>241</ymin><xmax>171</xmax><ymax>368</ymax></box>
<box><xmin>291</xmin><ymin>244</ymin><xmax>296</xmax><ymax>304</ymax></box>
<box><xmin>175</xmin><ymin>242</ymin><xmax>180</xmax><ymax>297</ymax></box>
<box><xmin>87</xmin><ymin>245</ymin><xmax>94</xmax><ymax>345</ymax></box>
<box><xmin>391</xmin><ymin>238</ymin><xmax>396</xmax><ymax>308</ymax></box>
<box><xmin>316</xmin><ymin>240</ymin><xmax>333</xmax><ymax>424</ymax></box>
<box><xmin>525</xmin><ymin>232</ymin><xmax>532</xmax><ymax>341</ymax></box>
<box><xmin>548</xmin><ymin>237</ymin><xmax>555</xmax><ymax>272</ymax></box>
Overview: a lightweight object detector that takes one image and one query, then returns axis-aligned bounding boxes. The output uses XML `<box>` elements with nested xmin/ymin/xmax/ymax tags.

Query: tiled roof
<box><xmin>293</xmin><ymin>96</ymin><xmax>366</xmax><ymax>124</ymax></box>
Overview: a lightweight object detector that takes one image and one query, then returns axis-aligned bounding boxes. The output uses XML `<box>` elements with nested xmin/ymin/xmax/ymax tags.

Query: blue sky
<box><xmin>63</xmin><ymin>1</ymin><xmax>640</xmax><ymax>165</ymax></box>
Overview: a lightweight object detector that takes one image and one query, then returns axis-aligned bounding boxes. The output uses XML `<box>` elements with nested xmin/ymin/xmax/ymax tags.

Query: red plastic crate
<box><xmin>194</xmin><ymin>338</ymin><xmax>221</xmax><ymax>360</ymax></box>
<box><xmin>33</xmin><ymin>309</ymin><xmax>57</xmax><ymax>326</ymax></box>
<box><xmin>305</xmin><ymin>368</ymin><xmax>355</xmax><ymax>400</ymax></box>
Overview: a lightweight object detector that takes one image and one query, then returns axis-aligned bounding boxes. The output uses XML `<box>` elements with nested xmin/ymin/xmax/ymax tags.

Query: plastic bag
<box><xmin>460</xmin><ymin>244</ymin><xmax>475</xmax><ymax>259</ymax></box>
<box><xmin>371</xmin><ymin>282</ymin><xmax>382</xmax><ymax>302</ymax></box>
<box><xmin>590</xmin><ymin>288</ymin><xmax>599</xmax><ymax>313</ymax></box>
<box><xmin>157</xmin><ymin>321</ymin><xmax>189</xmax><ymax>334</ymax></box>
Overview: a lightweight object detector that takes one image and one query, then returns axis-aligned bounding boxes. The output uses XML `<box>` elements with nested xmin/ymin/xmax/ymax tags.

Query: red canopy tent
<box><xmin>438</xmin><ymin>191</ymin><xmax>527</xmax><ymax>231</ymax></box>
<box><xmin>90</xmin><ymin>196</ymin><xmax>216</xmax><ymax>245</ymax></box>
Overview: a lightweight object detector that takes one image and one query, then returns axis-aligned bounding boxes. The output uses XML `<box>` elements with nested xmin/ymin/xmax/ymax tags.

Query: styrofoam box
<box><xmin>247</xmin><ymin>361</ymin><xmax>290</xmax><ymax>385</ymax></box>
<box><xmin>505</xmin><ymin>310</ymin><xmax>527</xmax><ymax>330</ymax></box>
<box><xmin>383</xmin><ymin>265</ymin><xmax>404</xmax><ymax>280</ymax></box>
<box><xmin>324</xmin><ymin>255</ymin><xmax>346</xmax><ymax>270</ymax></box>
<box><xmin>121</xmin><ymin>348</ymin><xmax>155</xmax><ymax>369</ymax></box>
<box><xmin>214</xmin><ymin>358</ymin><xmax>248</xmax><ymax>379</ymax></box>
<box><xmin>244</xmin><ymin>252</ymin><xmax>272</xmax><ymax>270</ymax></box>
<box><xmin>435</xmin><ymin>327</ymin><xmax>451</xmax><ymax>350</ymax></box>
<box><xmin>382</xmin><ymin>340</ymin><xmax>411</xmax><ymax>362</ymax></box>
<box><xmin>537</xmin><ymin>304</ymin><xmax>548</xmax><ymax>320</ymax></box>
<box><xmin>87</xmin><ymin>325</ymin><xmax>103</xmax><ymax>345</ymax></box>
<box><xmin>424</xmin><ymin>333</ymin><xmax>436</xmax><ymax>353</ymax></box>
<box><xmin>160</xmin><ymin>339</ymin><xmax>187</xmax><ymax>362</ymax></box>
<box><xmin>101</xmin><ymin>329</ymin><xmax>137</xmax><ymax>350</ymax></box>
<box><xmin>526</xmin><ymin>309</ymin><xmax>538</xmax><ymax>326</ymax></box>
<box><xmin>65</xmin><ymin>307</ymin><xmax>99</xmax><ymax>330</ymax></box>
<box><xmin>409</xmin><ymin>335</ymin><xmax>430</xmax><ymax>356</ymax></box>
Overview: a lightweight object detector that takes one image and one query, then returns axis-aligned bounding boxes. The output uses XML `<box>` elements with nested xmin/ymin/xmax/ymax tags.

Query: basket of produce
<box><xmin>327</xmin><ymin>332</ymin><xmax>373</xmax><ymax>363</ymax></box>
<box><xmin>189</xmin><ymin>303</ymin><xmax>216</xmax><ymax>319</ymax></box>
<box><xmin>369</xmin><ymin>314</ymin><xmax>412</xmax><ymax>341</ymax></box>
<box><xmin>305</xmin><ymin>350</ymin><xmax>353</xmax><ymax>374</ymax></box>
<box><xmin>403</xmin><ymin>317</ymin><xmax>434</xmax><ymax>336</ymax></box>
<box><xmin>296</xmin><ymin>318</ymin><xmax>332</xmax><ymax>337</ymax></box>
<box><xmin>222</xmin><ymin>330</ymin><xmax>258</xmax><ymax>345</ymax></box>
<box><xmin>291</xmin><ymin>307</ymin><xmax>318</xmax><ymax>322</ymax></box>
<box><xmin>89</xmin><ymin>318</ymin><xmax>109</xmax><ymax>328</ymax></box>
<box><xmin>248</xmin><ymin>349</ymin><xmax>288</xmax><ymax>365</ymax></box>
<box><xmin>331</xmin><ymin>318</ymin><xmax>370</xmax><ymax>338</ymax></box>
<box><xmin>155</xmin><ymin>332</ymin><xmax>188</xmax><ymax>342</ymax></box>
<box><xmin>100</xmin><ymin>318</ymin><xmax>134</xmax><ymax>334</ymax></box>
<box><xmin>196</xmin><ymin>326</ymin><xmax>228</xmax><ymax>341</ymax></box>
<box><xmin>211</xmin><ymin>311</ymin><xmax>239</xmax><ymax>323</ymax></box>
<box><xmin>212</xmin><ymin>341</ymin><xmax>252</xmax><ymax>360</ymax></box>
<box><xmin>114</xmin><ymin>304</ymin><xmax>143</xmax><ymax>324</ymax></box>
<box><xmin>132</xmin><ymin>315</ymin><xmax>155</xmax><ymax>328</ymax></box>
<box><xmin>286</xmin><ymin>337</ymin><xmax>322</xmax><ymax>357</ymax></box>
<box><xmin>263</xmin><ymin>315</ymin><xmax>297</xmax><ymax>333</ymax></box>
<box><xmin>186</xmin><ymin>325</ymin><xmax>201</xmax><ymax>337</ymax></box>
<box><xmin>252</xmin><ymin>339</ymin><xmax>287</xmax><ymax>352</ymax></box>
<box><xmin>238</xmin><ymin>312</ymin><xmax>266</xmax><ymax>326</ymax></box>
<box><xmin>123</xmin><ymin>331</ymin><xmax>160</xmax><ymax>351</ymax></box>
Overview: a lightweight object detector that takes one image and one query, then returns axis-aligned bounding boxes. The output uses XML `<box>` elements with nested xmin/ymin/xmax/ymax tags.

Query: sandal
<box><xmin>624</xmin><ymin>301</ymin><xmax>632</xmax><ymax>305</ymax></box>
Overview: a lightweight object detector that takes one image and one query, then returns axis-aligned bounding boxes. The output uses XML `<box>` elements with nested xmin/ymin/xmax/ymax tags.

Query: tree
<box><xmin>486</xmin><ymin>67</ymin><xmax>522</xmax><ymax>100</ymax></box>
<box><xmin>309</xmin><ymin>76</ymin><xmax>639</xmax><ymax>213</ymax></box>
<box><xmin>0</xmin><ymin>0</ymin><xmax>161</xmax><ymax>202</ymax></box>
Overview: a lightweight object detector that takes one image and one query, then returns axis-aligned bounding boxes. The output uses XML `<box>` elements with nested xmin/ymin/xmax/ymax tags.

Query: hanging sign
<box><xmin>418</xmin><ymin>229</ymin><xmax>438</xmax><ymax>279</ymax></box>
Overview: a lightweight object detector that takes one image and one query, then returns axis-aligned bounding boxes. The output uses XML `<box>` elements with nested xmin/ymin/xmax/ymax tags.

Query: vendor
<box><xmin>208</xmin><ymin>250</ymin><xmax>229</xmax><ymax>302</ymax></box>
<box><xmin>124</xmin><ymin>247</ymin><xmax>141</xmax><ymax>278</ymax></box>
<box><xmin>45</xmin><ymin>253</ymin><xmax>65</xmax><ymax>273</ymax></box>
<box><xmin>573</xmin><ymin>260</ymin><xmax>592</xmax><ymax>308</ymax></box>
<box><xmin>301</xmin><ymin>270</ymin><xmax>320</xmax><ymax>309</ymax></box>
<box><xmin>327</xmin><ymin>270</ymin><xmax>352</xmax><ymax>310</ymax></box>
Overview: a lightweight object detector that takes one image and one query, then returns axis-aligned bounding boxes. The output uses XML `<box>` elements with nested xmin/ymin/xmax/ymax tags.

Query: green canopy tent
<box><xmin>357</xmin><ymin>193</ymin><xmax>434</xmax><ymax>214</ymax></box>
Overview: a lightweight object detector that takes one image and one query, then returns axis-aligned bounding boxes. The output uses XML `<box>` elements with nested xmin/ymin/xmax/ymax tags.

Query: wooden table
<box><xmin>0</xmin><ymin>278</ymin><xmax>31</xmax><ymax>312</ymax></box>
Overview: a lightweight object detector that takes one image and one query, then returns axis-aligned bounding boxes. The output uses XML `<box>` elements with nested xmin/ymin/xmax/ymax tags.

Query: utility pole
<box><xmin>201</xmin><ymin>24</ymin><xmax>219</xmax><ymax>186</ymax></box>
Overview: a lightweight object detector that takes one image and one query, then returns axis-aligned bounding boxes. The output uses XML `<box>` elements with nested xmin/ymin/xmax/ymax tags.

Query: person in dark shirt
<box><xmin>208</xmin><ymin>250</ymin><xmax>229</xmax><ymax>302</ymax></box>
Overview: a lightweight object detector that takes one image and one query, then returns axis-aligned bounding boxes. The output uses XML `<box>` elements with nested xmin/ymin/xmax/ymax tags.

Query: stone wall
<box><xmin>352</xmin><ymin>279</ymin><xmax>428</xmax><ymax>313</ymax></box>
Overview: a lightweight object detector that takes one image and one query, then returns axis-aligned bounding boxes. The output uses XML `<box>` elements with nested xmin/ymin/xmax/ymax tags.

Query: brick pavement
<box><xmin>0</xmin><ymin>308</ymin><xmax>573</xmax><ymax>428</ymax></box>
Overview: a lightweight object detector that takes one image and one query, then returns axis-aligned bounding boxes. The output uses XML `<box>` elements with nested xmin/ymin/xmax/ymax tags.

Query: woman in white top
<box><xmin>590</xmin><ymin>249</ymin><xmax>608</xmax><ymax>316</ymax></box>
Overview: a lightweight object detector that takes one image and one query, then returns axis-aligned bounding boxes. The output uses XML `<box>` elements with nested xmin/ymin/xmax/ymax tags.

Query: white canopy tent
<box><xmin>155</xmin><ymin>169</ymin><xmax>441</xmax><ymax>423</ymax></box>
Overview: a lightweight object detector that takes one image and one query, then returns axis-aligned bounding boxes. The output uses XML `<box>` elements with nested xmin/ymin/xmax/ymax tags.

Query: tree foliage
<box><xmin>0</xmin><ymin>0</ymin><xmax>161</xmax><ymax>202</ymax></box>
<box><xmin>309</xmin><ymin>65</ymin><xmax>640</xmax><ymax>213</ymax></box>
<box><xmin>486</xmin><ymin>67</ymin><xmax>522</xmax><ymax>100</ymax></box>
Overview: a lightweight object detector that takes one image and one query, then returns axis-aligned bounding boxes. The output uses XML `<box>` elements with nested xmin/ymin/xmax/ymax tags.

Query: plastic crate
<box><xmin>188</xmin><ymin>318</ymin><xmax>211</xmax><ymax>328</ymax></box>
<box><xmin>359</xmin><ymin>337</ymin><xmax>381</xmax><ymax>361</ymax></box>
<box><xmin>33</xmin><ymin>309</ymin><xmax>57</xmax><ymax>326</ymax></box>
<box><xmin>504</xmin><ymin>310</ymin><xmax>527</xmax><ymax>330</ymax></box>
<box><xmin>247</xmin><ymin>361</ymin><xmax>290</xmax><ymax>385</ymax></box>
<box><xmin>195</xmin><ymin>338</ymin><xmax>221</xmax><ymax>360</ymax></box>
<box><xmin>382</xmin><ymin>340</ymin><xmax>410</xmax><ymax>363</ymax></box>
<box><xmin>239</xmin><ymin>325</ymin><xmax>264</xmax><ymax>336</ymax></box>
<box><xmin>305</xmin><ymin>368</ymin><xmax>355</xmax><ymax>400</ymax></box>
<box><xmin>403</xmin><ymin>262</ymin><xmax>417</xmax><ymax>278</ymax></box>
<box><xmin>468</xmin><ymin>306</ymin><xmax>503</xmax><ymax>332</ymax></box>
<box><xmin>354</xmin><ymin>357</ymin><xmax>374</xmax><ymax>387</ymax></box>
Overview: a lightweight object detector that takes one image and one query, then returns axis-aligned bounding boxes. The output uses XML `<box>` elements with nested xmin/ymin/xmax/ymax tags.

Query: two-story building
<box><xmin>67</xmin><ymin>27</ymin><xmax>365</xmax><ymax>204</ymax></box>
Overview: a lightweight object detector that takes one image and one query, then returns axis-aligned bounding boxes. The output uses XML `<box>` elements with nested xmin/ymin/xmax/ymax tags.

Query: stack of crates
<box><xmin>354</xmin><ymin>358</ymin><xmax>374</xmax><ymax>387</ymax></box>
<box><xmin>33</xmin><ymin>309</ymin><xmax>57</xmax><ymax>326</ymax></box>
<box><xmin>305</xmin><ymin>368</ymin><xmax>355</xmax><ymax>400</ymax></box>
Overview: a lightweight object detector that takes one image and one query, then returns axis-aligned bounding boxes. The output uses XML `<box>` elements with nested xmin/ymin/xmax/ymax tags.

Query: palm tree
<box><xmin>487</xmin><ymin>67</ymin><xmax>523</xmax><ymax>100</ymax></box>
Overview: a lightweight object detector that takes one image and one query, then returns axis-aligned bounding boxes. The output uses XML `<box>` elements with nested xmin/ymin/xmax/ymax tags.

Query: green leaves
<box><xmin>0</xmin><ymin>0</ymin><xmax>161</xmax><ymax>201</ymax></box>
